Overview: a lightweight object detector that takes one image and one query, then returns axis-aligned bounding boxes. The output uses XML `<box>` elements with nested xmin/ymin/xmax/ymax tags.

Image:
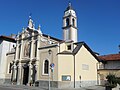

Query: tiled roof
<box><xmin>75</xmin><ymin>42</ymin><xmax>100</xmax><ymax>61</ymax></box>
<box><xmin>98</xmin><ymin>54</ymin><xmax>120</xmax><ymax>61</ymax></box>
<box><xmin>58</xmin><ymin>51</ymin><xmax>72</xmax><ymax>55</ymax></box>
<box><xmin>0</xmin><ymin>35</ymin><xmax>16</xmax><ymax>42</ymax></box>
<box><xmin>58</xmin><ymin>41</ymin><xmax>100</xmax><ymax>61</ymax></box>
<box><xmin>43</xmin><ymin>34</ymin><xmax>62</xmax><ymax>42</ymax></box>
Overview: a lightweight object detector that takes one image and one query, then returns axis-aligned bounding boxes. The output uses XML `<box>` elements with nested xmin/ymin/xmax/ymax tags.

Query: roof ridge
<box><xmin>99</xmin><ymin>53</ymin><xmax>120</xmax><ymax>57</ymax></box>
<box><xmin>0</xmin><ymin>35</ymin><xmax>16</xmax><ymax>42</ymax></box>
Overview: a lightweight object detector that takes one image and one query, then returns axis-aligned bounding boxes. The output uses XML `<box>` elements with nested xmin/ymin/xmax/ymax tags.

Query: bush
<box><xmin>116</xmin><ymin>77</ymin><xmax>120</xmax><ymax>85</ymax></box>
<box><xmin>106</xmin><ymin>74</ymin><xmax>118</xmax><ymax>88</ymax></box>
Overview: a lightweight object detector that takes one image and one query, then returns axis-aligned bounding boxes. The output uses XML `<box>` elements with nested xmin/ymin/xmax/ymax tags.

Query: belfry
<box><xmin>63</xmin><ymin>3</ymin><xmax>78</xmax><ymax>42</ymax></box>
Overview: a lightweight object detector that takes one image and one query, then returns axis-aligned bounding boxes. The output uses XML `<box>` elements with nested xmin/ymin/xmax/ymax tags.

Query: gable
<box><xmin>57</xmin><ymin>42</ymin><xmax>99</xmax><ymax>62</ymax></box>
<box><xmin>76</xmin><ymin>45</ymin><xmax>98</xmax><ymax>63</ymax></box>
<box><xmin>73</xmin><ymin>42</ymin><xmax>99</xmax><ymax>61</ymax></box>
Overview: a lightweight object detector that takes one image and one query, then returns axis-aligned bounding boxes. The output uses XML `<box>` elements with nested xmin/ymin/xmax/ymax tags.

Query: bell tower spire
<box><xmin>62</xmin><ymin>2</ymin><xmax>78</xmax><ymax>42</ymax></box>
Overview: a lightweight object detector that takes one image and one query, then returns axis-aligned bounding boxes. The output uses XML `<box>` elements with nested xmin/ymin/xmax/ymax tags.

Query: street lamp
<box><xmin>48</xmin><ymin>49</ymin><xmax>52</xmax><ymax>55</ymax></box>
<box><xmin>48</xmin><ymin>49</ymin><xmax>52</xmax><ymax>90</ymax></box>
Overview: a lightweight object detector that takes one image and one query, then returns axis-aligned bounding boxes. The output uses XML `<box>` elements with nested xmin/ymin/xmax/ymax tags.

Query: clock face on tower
<box><xmin>65</xmin><ymin>10</ymin><xmax>76</xmax><ymax>17</ymax></box>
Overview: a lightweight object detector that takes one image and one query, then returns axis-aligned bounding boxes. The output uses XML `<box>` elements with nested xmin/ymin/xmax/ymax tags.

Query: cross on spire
<box><xmin>29</xmin><ymin>13</ymin><xmax>32</xmax><ymax>19</ymax></box>
<box><xmin>68</xmin><ymin>1</ymin><xmax>71</xmax><ymax>7</ymax></box>
<box><xmin>65</xmin><ymin>1</ymin><xmax>74</xmax><ymax>11</ymax></box>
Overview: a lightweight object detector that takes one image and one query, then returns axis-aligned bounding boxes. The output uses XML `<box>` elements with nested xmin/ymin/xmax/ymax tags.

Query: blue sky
<box><xmin>0</xmin><ymin>0</ymin><xmax>120</xmax><ymax>55</ymax></box>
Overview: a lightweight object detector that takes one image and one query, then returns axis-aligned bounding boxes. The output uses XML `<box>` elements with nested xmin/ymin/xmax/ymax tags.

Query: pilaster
<box><xmin>28</xmin><ymin>62</ymin><xmax>33</xmax><ymax>83</ymax></box>
<box><xmin>15</xmin><ymin>41</ymin><xmax>19</xmax><ymax>60</ymax></box>
<box><xmin>13</xmin><ymin>63</ymin><xmax>17</xmax><ymax>81</ymax></box>
<box><xmin>70</xmin><ymin>16</ymin><xmax>72</xmax><ymax>25</ymax></box>
<box><xmin>17</xmin><ymin>62</ymin><xmax>22</xmax><ymax>85</ymax></box>
<box><xmin>20</xmin><ymin>37</ymin><xmax>23</xmax><ymax>59</ymax></box>
<box><xmin>35</xmin><ymin>35</ymin><xmax>40</xmax><ymax>80</ymax></box>
<box><xmin>30</xmin><ymin>32</ymin><xmax>34</xmax><ymax>60</ymax></box>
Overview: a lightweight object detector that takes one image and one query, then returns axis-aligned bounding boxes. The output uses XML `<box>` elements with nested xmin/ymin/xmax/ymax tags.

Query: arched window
<box><xmin>66</xmin><ymin>18</ymin><xmax>69</xmax><ymax>26</ymax></box>
<box><xmin>44</xmin><ymin>60</ymin><xmax>49</xmax><ymax>74</ymax></box>
<box><xmin>72</xmin><ymin>18</ymin><xmax>75</xmax><ymax>26</ymax></box>
<box><xmin>34</xmin><ymin>41</ymin><xmax>37</xmax><ymax>57</ymax></box>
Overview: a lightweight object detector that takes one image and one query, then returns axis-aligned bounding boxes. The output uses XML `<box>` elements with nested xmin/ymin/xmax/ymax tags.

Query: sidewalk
<box><xmin>0</xmin><ymin>84</ymin><xmax>105</xmax><ymax>90</ymax></box>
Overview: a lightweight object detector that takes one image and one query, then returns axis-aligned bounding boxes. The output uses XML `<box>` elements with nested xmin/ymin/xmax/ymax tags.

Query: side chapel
<box><xmin>8</xmin><ymin>3</ymin><xmax>99</xmax><ymax>88</ymax></box>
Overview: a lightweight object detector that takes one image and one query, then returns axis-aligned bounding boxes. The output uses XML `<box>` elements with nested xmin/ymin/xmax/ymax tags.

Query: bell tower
<box><xmin>63</xmin><ymin>3</ymin><xmax>78</xmax><ymax>42</ymax></box>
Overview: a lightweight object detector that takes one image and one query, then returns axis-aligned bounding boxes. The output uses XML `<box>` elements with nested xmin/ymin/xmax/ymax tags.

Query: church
<box><xmin>6</xmin><ymin>3</ymin><xmax>99</xmax><ymax>88</ymax></box>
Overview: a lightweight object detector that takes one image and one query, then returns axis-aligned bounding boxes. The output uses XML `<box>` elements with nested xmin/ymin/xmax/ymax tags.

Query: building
<box><xmin>98</xmin><ymin>54</ymin><xmax>120</xmax><ymax>85</ymax></box>
<box><xmin>0</xmin><ymin>35</ymin><xmax>16</xmax><ymax>84</ymax></box>
<box><xmin>7</xmin><ymin>3</ymin><xmax>99</xmax><ymax>88</ymax></box>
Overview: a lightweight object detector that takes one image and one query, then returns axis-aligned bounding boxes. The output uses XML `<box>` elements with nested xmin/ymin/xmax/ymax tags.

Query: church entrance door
<box><xmin>23</xmin><ymin>65</ymin><xmax>29</xmax><ymax>85</ymax></box>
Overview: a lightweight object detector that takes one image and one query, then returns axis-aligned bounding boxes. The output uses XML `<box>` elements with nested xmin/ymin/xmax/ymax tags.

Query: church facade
<box><xmin>7</xmin><ymin>3</ymin><xmax>99</xmax><ymax>88</ymax></box>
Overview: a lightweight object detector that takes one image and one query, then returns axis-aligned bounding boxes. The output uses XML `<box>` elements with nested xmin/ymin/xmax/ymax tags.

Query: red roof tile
<box><xmin>0</xmin><ymin>35</ymin><xmax>16</xmax><ymax>42</ymax></box>
<box><xmin>98</xmin><ymin>54</ymin><xmax>120</xmax><ymax>61</ymax></box>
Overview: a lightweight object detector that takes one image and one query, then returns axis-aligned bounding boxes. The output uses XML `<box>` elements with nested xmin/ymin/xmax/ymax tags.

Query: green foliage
<box><xmin>116</xmin><ymin>77</ymin><xmax>120</xmax><ymax>85</ymax></box>
<box><xmin>106</xmin><ymin>73</ymin><xmax>120</xmax><ymax>88</ymax></box>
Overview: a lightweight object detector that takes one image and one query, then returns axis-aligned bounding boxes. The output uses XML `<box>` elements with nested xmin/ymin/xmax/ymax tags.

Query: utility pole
<box><xmin>48</xmin><ymin>49</ymin><xmax>52</xmax><ymax>90</ymax></box>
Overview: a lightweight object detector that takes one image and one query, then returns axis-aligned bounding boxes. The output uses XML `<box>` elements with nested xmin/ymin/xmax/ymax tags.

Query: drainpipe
<box><xmin>73</xmin><ymin>54</ymin><xmax>75</xmax><ymax>88</ymax></box>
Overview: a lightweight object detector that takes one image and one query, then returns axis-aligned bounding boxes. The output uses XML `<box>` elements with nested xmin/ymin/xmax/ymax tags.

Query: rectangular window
<box><xmin>82</xmin><ymin>64</ymin><xmax>89</xmax><ymax>70</ymax></box>
<box><xmin>67</xmin><ymin>45</ymin><xmax>71</xmax><ymax>50</ymax></box>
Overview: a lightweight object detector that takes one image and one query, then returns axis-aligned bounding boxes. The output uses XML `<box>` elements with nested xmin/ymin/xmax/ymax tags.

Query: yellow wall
<box><xmin>59</xmin><ymin>43</ymin><xmax>66</xmax><ymax>52</ymax></box>
<box><xmin>57</xmin><ymin>44</ymin><xmax>98</xmax><ymax>82</ymax></box>
<box><xmin>38</xmin><ymin>46</ymin><xmax>59</xmax><ymax>81</ymax></box>
<box><xmin>38</xmin><ymin>42</ymin><xmax>98</xmax><ymax>83</ymax></box>
<box><xmin>75</xmin><ymin>45</ymin><xmax>98</xmax><ymax>81</ymax></box>
<box><xmin>58</xmin><ymin>55</ymin><xmax>74</xmax><ymax>81</ymax></box>
<box><xmin>98</xmin><ymin>70</ymin><xmax>120</xmax><ymax>78</ymax></box>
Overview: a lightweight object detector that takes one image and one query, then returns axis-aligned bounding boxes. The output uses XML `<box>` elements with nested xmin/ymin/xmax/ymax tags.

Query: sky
<box><xmin>0</xmin><ymin>0</ymin><xmax>120</xmax><ymax>55</ymax></box>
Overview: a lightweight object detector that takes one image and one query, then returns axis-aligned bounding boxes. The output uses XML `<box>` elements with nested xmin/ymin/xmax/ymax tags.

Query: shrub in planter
<box><xmin>116</xmin><ymin>77</ymin><xmax>120</xmax><ymax>85</ymax></box>
<box><xmin>106</xmin><ymin>73</ymin><xmax>120</xmax><ymax>90</ymax></box>
<box><xmin>106</xmin><ymin>86</ymin><xmax>112</xmax><ymax>90</ymax></box>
